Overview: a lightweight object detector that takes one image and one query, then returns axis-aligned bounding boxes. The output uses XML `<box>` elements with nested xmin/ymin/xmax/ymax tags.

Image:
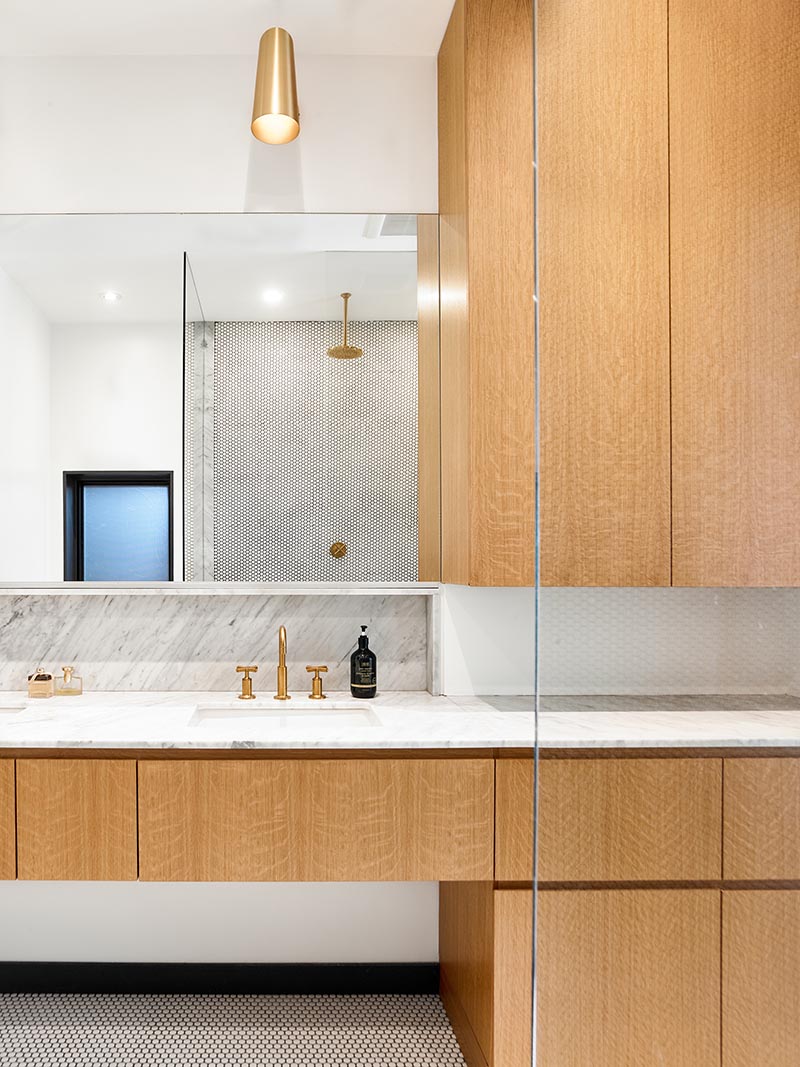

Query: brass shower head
<box><xmin>327</xmin><ymin>292</ymin><xmax>363</xmax><ymax>359</ymax></box>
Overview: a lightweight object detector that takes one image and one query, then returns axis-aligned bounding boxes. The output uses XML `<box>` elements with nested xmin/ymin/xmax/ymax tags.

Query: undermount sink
<box><xmin>189</xmin><ymin>700</ymin><xmax>378</xmax><ymax>729</ymax></box>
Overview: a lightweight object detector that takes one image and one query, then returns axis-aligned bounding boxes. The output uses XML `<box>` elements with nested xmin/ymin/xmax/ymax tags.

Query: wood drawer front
<box><xmin>497</xmin><ymin>757</ymin><xmax>722</xmax><ymax>882</ymax></box>
<box><xmin>722</xmin><ymin>890</ymin><xmax>800</xmax><ymax>1067</ymax></box>
<box><xmin>724</xmin><ymin>758</ymin><xmax>800</xmax><ymax>880</ymax></box>
<box><xmin>0</xmin><ymin>760</ymin><xmax>15</xmax><ymax>879</ymax></box>
<box><xmin>138</xmin><ymin>759</ymin><xmax>495</xmax><ymax>882</ymax></box>
<box><xmin>16</xmin><ymin>760</ymin><xmax>137</xmax><ymax>881</ymax></box>
<box><xmin>537</xmin><ymin>889</ymin><xmax>721</xmax><ymax>1066</ymax></box>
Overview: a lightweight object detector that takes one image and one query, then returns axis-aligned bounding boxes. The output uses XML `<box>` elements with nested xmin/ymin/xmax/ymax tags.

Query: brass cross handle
<box><xmin>305</xmin><ymin>665</ymin><xmax>328</xmax><ymax>701</ymax></box>
<box><xmin>236</xmin><ymin>664</ymin><xmax>258</xmax><ymax>701</ymax></box>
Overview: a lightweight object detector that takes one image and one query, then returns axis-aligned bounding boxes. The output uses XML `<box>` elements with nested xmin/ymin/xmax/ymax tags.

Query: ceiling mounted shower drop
<box><xmin>328</xmin><ymin>293</ymin><xmax>363</xmax><ymax>359</ymax></box>
<box><xmin>251</xmin><ymin>27</ymin><xmax>300</xmax><ymax>145</ymax></box>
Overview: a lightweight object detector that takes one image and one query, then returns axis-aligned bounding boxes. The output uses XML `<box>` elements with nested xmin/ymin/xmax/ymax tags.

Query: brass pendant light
<box><xmin>251</xmin><ymin>27</ymin><xmax>300</xmax><ymax>145</ymax></box>
<box><xmin>328</xmin><ymin>293</ymin><xmax>363</xmax><ymax>359</ymax></box>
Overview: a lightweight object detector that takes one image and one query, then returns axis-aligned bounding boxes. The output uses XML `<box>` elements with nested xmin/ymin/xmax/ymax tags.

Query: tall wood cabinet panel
<box><xmin>139</xmin><ymin>759</ymin><xmax>494</xmax><ymax>882</ymax></box>
<box><xmin>670</xmin><ymin>0</ymin><xmax>800</xmax><ymax>586</ymax></box>
<box><xmin>0</xmin><ymin>760</ymin><xmax>15</xmax><ymax>880</ymax></box>
<box><xmin>16</xmin><ymin>759</ymin><xmax>137</xmax><ymax>881</ymax></box>
<box><xmin>723</xmin><ymin>890</ymin><xmax>800</xmax><ymax>1067</ymax></box>
<box><xmin>438</xmin><ymin>0</ymin><xmax>535</xmax><ymax>586</ymax></box>
<box><xmin>538</xmin><ymin>0</ymin><xmax>671</xmax><ymax>586</ymax></box>
<box><xmin>537</xmin><ymin>889</ymin><xmax>721</xmax><ymax>1066</ymax></box>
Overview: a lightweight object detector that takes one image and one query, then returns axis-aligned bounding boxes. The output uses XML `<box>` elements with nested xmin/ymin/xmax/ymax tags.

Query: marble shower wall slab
<box><xmin>0</xmin><ymin>594</ymin><xmax>427</xmax><ymax>692</ymax></box>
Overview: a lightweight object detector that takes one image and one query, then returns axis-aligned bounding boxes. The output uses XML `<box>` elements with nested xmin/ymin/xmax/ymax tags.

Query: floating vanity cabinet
<box><xmin>722</xmin><ymin>890</ymin><xmax>800</xmax><ymax>1067</ymax></box>
<box><xmin>495</xmin><ymin>757</ymin><xmax>722</xmax><ymax>882</ymax></box>
<box><xmin>0</xmin><ymin>760</ymin><xmax>15</xmax><ymax>879</ymax></box>
<box><xmin>437</xmin><ymin>0</ymin><xmax>536</xmax><ymax>586</ymax></box>
<box><xmin>138</xmin><ymin>758</ymin><xmax>495</xmax><ymax>882</ymax></box>
<box><xmin>15</xmin><ymin>759</ymin><xmax>137</xmax><ymax>880</ymax></box>
<box><xmin>670</xmin><ymin>0</ymin><xmax>800</xmax><ymax>586</ymax></box>
<box><xmin>537</xmin><ymin>0</ymin><xmax>672</xmax><ymax>587</ymax></box>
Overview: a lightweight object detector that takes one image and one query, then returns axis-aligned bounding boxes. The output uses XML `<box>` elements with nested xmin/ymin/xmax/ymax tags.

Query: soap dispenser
<box><xmin>350</xmin><ymin>625</ymin><xmax>377</xmax><ymax>699</ymax></box>
<box><xmin>55</xmin><ymin>666</ymin><xmax>83</xmax><ymax>697</ymax></box>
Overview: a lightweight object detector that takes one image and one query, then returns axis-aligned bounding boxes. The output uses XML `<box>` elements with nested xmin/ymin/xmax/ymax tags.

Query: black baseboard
<box><xmin>0</xmin><ymin>962</ymin><xmax>439</xmax><ymax>996</ymax></box>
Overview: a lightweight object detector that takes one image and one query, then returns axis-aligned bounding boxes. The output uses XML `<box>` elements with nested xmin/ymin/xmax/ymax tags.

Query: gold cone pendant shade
<box><xmin>328</xmin><ymin>293</ymin><xmax>363</xmax><ymax>359</ymax></box>
<box><xmin>251</xmin><ymin>27</ymin><xmax>300</xmax><ymax>145</ymax></box>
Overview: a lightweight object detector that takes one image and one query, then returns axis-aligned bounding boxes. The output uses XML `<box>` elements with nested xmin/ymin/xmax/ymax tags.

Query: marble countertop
<box><xmin>0</xmin><ymin>691</ymin><xmax>798</xmax><ymax>751</ymax></box>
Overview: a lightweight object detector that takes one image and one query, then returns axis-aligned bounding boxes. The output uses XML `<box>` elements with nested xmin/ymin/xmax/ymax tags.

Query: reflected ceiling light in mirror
<box><xmin>251</xmin><ymin>27</ymin><xmax>300</xmax><ymax>145</ymax></box>
<box><xmin>262</xmin><ymin>288</ymin><xmax>285</xmax><ymax>306</ymax></box>
<box><xmin>99</xmin><ymin>290</ymin><xmax>122</xmax><ymax>303</ymax></box>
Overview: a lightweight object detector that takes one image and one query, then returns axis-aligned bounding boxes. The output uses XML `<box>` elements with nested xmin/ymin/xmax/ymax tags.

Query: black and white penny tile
<box><xmin>0</xmin><ymin>993</ymin><xmax>467</xmax><ymax>1066</ymax></box>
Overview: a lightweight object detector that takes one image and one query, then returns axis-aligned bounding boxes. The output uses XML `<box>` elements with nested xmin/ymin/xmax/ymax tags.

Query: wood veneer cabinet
<box><xmin>723</xmin><ymin>890</ymin><xmax>800</xmax><ymax>1067</ymax></box>
<box><xmin>670</xmin><ymin>0</ymin><xmax>800</xmax><ymax>586</ymax></box>
<box><xmin>437</xmin><ymin>0</ymin><xmax>535</xmax><ymax>586</ymax></box>
<box><xmin>15</xmin><ymin>759</ymin><xmax>137</xmax><ymax>881</ymax></box>
<box><xmin>0</xmin><ymin>760</ymin><xmax>15</xmax><ymax>879</ymax></box>
<box><xmin>138</xmin><ymin>758</ymin><xmax>494</xmax><ymax>882</ymax></box>
<box><xmin>723</xmin><ymin>757</ymin><xmax>800</xmax><ymax>880</ymax></box>
<box><xmin>496</xmin><ymin>756</ymin><xmax>722</xmax><ymax>882</ymax></box>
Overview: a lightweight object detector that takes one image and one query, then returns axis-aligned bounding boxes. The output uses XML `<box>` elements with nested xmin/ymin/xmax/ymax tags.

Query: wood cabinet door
<box><xmin>496</xmin><ymin>757</ymin><xmax>722</xmax><ymax>882</ymax></box>
<box><xmin>670</xmin><ymin>0</ymin><xmax>800</xmax><ymax>585</ymax></box>
<box><xmin>138</xmin><ymin>758</ymin><xmax>495</xmax><ymax>882</ymax></box>
<box><xmin>724</xmin><ymin>757</ymin><xmax>800</xmax><ymax>880</ymax></box>
<box><xmin>16</xmin><ymin>759</ymin><xmax>137</xmax><ymax>880</ymax></box>
<box><xmin>538</xmin><ymin>0</ymin><xmax>671</xmax><ymax>586</ymax></box>
<box><xmin>0</xmin><ymin>760</ymin><xmax>15</xmax><ymax>879</ymax></box>
<box><xmin>536</xmin><ymin>889</ymin><xmax>721</xmax><ymax>1066</ymax></box>
<box><xmin>723</xmin><ymin>890</ymin><xmax>800</xmax><ymax>1067</ymax></box>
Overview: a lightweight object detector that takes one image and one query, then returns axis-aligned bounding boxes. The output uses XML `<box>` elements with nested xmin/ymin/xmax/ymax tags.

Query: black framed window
<box><xmin>64</xmin><ymin>472</ymin><xmax>174</xmax><ymax>581</ymax></box>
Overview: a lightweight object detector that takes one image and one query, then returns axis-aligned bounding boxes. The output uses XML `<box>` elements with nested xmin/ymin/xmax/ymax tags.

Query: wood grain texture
<box><xmin>438</xmin><ymin>0</ymin><xmax>471</xmax><ymax>585</ymax></box>
<box><xmin>495</xmin><ymin>757</ymin><xmax>535</xmax><ymax>881</ymax></box>
<box><xmin>723</xmin><ymin>890</ymin><xmax>800</xmax><ymax>1067</ymax></box>
<box><xmin>438</xmin><ymin>0</ymin><xmax>535</xmax><ymax>586</ymax></box>
<box><xmin>439</xmin><ymin>881</ymin><xmax>494</xmax><ymax>1066</ymax></box>
<box><xmin>535</xmin><ymin>758</ymin><xmax>722</xmax><ymax>882</ymax></box>
<box><xmin>493</xmin><ymin>890</ymin><xmax>533</xmax><ymax>1067</ymax></box>
<box><xmin>417</xmin><ymin>212</ymin><xmax>442</xmax><ymax>582</ymax></box>
<box><xmin>139</xmin><ymin>759</ymin><xmax>494</xmax><ymax>882</ymax></box>
<box><xmin>0</xmin><ymin>760</ymin><xmax>15</xmax><ymax>880</ymax></box>
<box><xmin>670</xmin><ymin>0</ymin><xmax>800</xmax><ymax>585</ymax></box>
<box><xmin>464</xmin><ymin>0</ymin><xmax>535</xmax><ymax>586</ymax></box>
<box><xmin>16</xmin><ymin>759</ymin><xmax>137</xmax><ymax>881</ymax></box>
<box><xmin>537</xmin><ymin>889</ymin><xmax>721</xmax><ymax>1066</ymax></box>
<box><xmin>724</xmin><ymin>758</ymin><xmax>800</xmax><ymax>880</ymax></box>
<box><xmin>538</xmin><ymin>0</ymin><xmax>671</xmax><ymax>586</ymax></box>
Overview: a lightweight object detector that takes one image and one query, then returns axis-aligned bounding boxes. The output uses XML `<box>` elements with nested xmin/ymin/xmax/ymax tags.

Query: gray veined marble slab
<box><xmin>0</xmin><ymin>691</ymin><xmax>799</xmax><ymax>751</ymax></box>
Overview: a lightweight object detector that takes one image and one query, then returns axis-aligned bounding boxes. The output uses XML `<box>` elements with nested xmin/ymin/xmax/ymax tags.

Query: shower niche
<box><xmin>184</xmin><ymin>213</ymin><xmax>439</xmax><ymax>584</ymax></box>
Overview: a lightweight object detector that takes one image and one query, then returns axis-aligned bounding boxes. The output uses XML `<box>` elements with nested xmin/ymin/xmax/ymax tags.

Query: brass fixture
<box><xmin>330</xmin><ymin>542</ymin><xmax>347</xmax><ymax>559</ymax></box>
<box><xmin>251</xmin><ymin>27</ymin><xmax>300</xmax><ymax>145</ymax></box>
<box><xmin>236</xmin><ymin>665</ymin><xmax>258</xmax><ymax>701</ymax></box>
<box><xmin>327</xmin><ymin>293</ymin><xmax>363</xmax><ymax>359</ymax></box>
<box><xmin>274</xmin><ymin>625</ymin><xmax>291</xmax><ymax>701</ymax></box>
<box><xmin>306</xmin><ymin>665</ymin><xmax>328</xmax><ymax>700</ymax></box>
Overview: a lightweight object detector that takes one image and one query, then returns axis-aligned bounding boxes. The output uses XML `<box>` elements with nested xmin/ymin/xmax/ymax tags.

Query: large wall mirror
<box><xmin>0</xmin><ymin>213</ymin><xmax>440</xmax><ymax>585</ymax></box>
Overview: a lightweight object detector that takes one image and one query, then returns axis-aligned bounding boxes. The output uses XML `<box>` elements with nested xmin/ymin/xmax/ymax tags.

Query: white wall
<box><xmin>441</xmin><ymin>586</ymin><xmax>536</xmax><ymax>695</ymax></box>
<box><xmin>0</xmin><ymin>55</ymin><xmax>437</xmax><ymax>214</ymax></box>
<box><xmin>47</xmin><ymin>322</ymin><xmax>184</xmax><ymax>579</ymax></box>
<box><xmin>0</xmin><ymin>882</ymin><xmax>438</xmax><ymax>964</ymax></box>
<box><xmin>0</xmin><ymin>267</ymin><xmax>51</xmax><ymax>580</ymax></box>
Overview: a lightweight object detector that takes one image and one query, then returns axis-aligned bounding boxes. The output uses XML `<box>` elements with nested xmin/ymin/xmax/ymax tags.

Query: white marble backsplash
<box><xmin>0</xmin><ymin>594</ymin><xmax>427</xmax><ymax>692</ymax></box>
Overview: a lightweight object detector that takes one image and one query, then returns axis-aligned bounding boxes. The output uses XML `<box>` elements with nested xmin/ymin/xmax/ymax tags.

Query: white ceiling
<box><xmin>0</xmin><ymin>213</ymin><xmax>422</xmax><ymax>323</ymax></box>
<box><xmin>0</xmin><ymin>0</ymin><xmax>454</xmax><ymax>57</ymax></box>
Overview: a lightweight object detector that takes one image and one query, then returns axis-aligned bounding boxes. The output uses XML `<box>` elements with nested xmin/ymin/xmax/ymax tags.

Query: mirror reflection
<box><xmin>0</xmin><ymin>213</ymin><xmax>439</xmax><ymax>585</ymax></box>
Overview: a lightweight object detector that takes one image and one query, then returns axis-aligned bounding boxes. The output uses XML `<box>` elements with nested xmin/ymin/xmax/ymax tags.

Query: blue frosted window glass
<box><xmin>82</xmin><ymin>484</ymin><xmax>170</xmax><ymax>581</ymax></box>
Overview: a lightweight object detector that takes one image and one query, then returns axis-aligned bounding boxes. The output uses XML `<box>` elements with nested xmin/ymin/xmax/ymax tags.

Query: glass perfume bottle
<box><xmin>28</xmin><ymin>667</ymin><xmax>54</xmax><ymax>699</ymax></box>
<box><xmin>55</xmin><ymin>665</ymin><xmax>83</xmax><ymax>697</ymax></box>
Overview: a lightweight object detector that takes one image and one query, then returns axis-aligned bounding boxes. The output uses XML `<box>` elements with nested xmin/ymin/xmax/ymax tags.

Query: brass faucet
<box><xmin>236</xmin><ymin>665</ymin><xmax>258</xmax><ymax>701</ymax></box>
<box><xmin>274</xmin><ymin>625</ymin><xmax>290</xmax><ymax>701</ymax></box>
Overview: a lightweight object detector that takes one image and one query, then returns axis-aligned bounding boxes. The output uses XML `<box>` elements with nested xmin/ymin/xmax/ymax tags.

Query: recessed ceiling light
<box><xmin>100</xmin><ymin>290</ymin><xmax>123</xmax><ymax>303</ymax></box>
<box><xmin>262</xmin><ymin>288</ymin><xmax>284</xmax><ymax>305</ymax></box>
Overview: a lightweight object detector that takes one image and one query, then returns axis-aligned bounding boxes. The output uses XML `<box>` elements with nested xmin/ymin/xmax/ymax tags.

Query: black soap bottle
<box><xmin>350</xmin><ymin>625</ymin><xmax>377</xmax><ymax>699</ymax></box>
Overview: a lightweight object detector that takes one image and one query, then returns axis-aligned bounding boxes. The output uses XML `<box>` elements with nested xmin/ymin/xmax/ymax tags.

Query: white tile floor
<box><xmin>0</xmin><ymin>992</ymin><xmax>467</xmax><ymax>1066</ymax></box>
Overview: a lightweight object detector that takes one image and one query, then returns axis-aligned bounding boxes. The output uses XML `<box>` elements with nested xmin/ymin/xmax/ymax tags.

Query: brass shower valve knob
<box><xmin>305</xmin><ymin>665</ymin><xmax>328</xmax><ymax>700</ymax></box>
